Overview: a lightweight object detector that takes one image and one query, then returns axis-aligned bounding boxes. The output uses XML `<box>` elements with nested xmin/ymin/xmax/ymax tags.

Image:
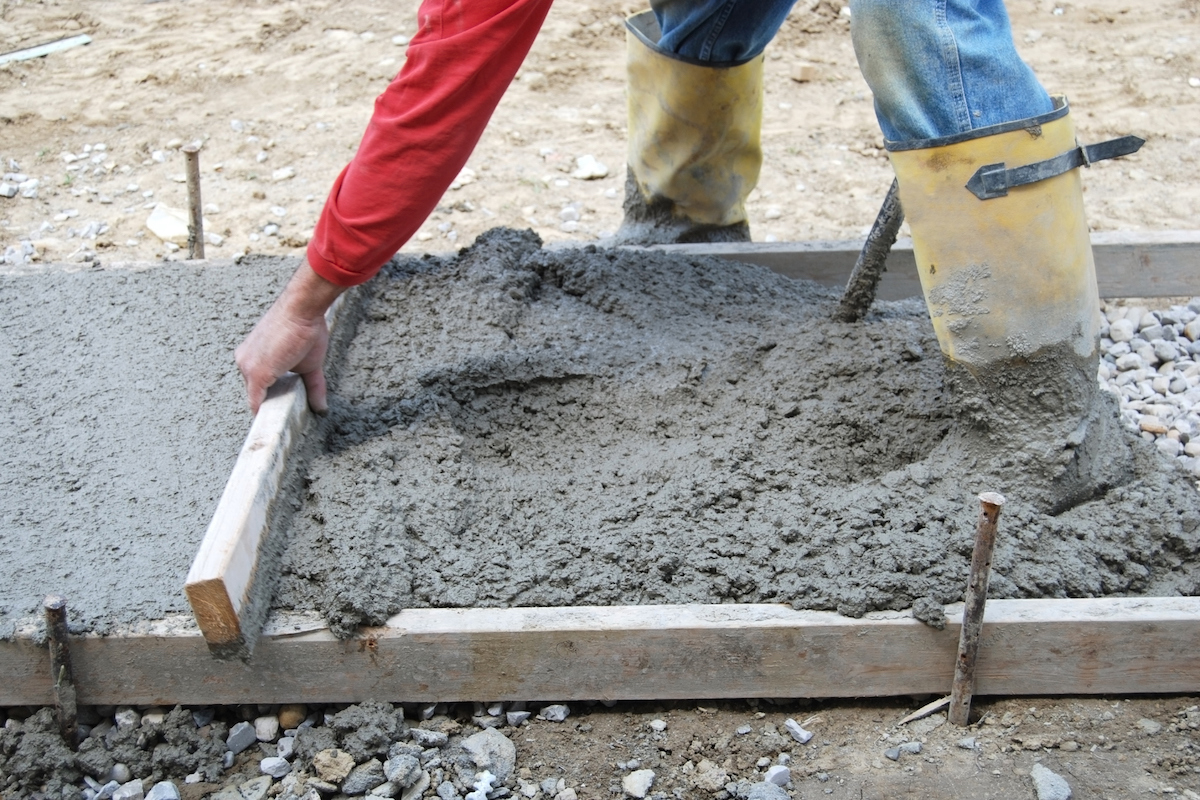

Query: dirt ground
<box><xmin>0</xmin><ymin>0</ymin><xmax>1198</xmax><ymax>264</ymax></box>
<box><xmin>2</xmin><ymin>1</ymin><xmax>1199</xmax><ymax>798</ymax></box>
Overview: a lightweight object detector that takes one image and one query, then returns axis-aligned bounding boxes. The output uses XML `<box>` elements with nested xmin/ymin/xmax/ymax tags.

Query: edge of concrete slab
<box><xmin>3</xmin><ymin>598</ymin><xmax>1199</xmax><ymax>705</ymax></box>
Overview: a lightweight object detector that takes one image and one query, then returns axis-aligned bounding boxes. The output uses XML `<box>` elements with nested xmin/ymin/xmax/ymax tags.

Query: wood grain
<box><xmin>3</xmin><ymin>598</ymin><xmax>1198</xmax><ymax>706</ymax></box>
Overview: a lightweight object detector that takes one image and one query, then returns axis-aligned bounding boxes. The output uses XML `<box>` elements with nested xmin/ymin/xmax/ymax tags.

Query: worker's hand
<box><xmin>235</xmin><ymin>260</ymin><xmax>346</xmax><ymax>415</ymax></box>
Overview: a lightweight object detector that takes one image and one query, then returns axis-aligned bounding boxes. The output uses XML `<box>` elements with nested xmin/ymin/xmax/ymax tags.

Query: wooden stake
<box><xmin>182</xmin><ymin>143</ymin><xmax>204</xmax><ymax>260</ymax></box>
<box><xmin>43</xmin><ymin>595</ymin><xmax>78</xmax><ymax>743</ymax></box>
<box><xmin>949</xmin><ymin>492</ymin><xmax>1006</xmax><ymax>726</ymax></box>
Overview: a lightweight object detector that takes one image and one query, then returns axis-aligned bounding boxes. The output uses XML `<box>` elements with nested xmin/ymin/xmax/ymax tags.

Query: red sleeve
<box><xmin>307</xmin><ymin>0</ymin><xmax>554</xmax><ymax>286</ymax></box>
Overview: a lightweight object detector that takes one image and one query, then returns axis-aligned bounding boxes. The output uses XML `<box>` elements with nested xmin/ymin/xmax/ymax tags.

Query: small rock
<box><xmin>1156</xmin><ymin>341</ymin><xmax>1181</xmax><ymax>363</ymax></box>
<box><xmin>745</xmin><ymin>783</ymin><xmax>789</xmax><ymax>800</ymax></box>
<box><xmin>384</xmin><ymin>754</ymin><xmax>421</xmax><ymax>787</ymax></box>
<box><xmin>400</xmin><ymin>771</ymin><xmax>430</xmax><ymax>800</ymax></box>
<box><xmin>260</xmin><ymin>756</ymin><xmax>291</xmax><ymax>778</ymax></box>
<box><xmin>784</xmin><ymin>718</ymin><xmax>813</xmax><ymax>744</ymax></box>
<box><xmin>1157</xmin><ymin>438</ymin><xmax>1183</xmax><ymax>457</ymax></box>
<box><xmin>1116</xmin><ymin>352</ymin><xmax>1146</xmax><ymax>371</ymax></box>
<box><xmin>237</xmin><ymin>777</ymin><xmax>272</xmax><ymax>800</ymax></box>
<box><xmin>571</xmin><ymin>154</ymin><xmax>608</xmax><ymax>180</ymax></box>
<box><xmin>957</xmin><ymin>737</ymin><xmax>977</xmax><ymax>750</ymax></box>
<box><xmin>1109</xmin><ymin>318</ymin><xmax>1136</xmax><ymax>342</ymax></box>
<box><xmin>272</xmin><ymin>167</ymin><xmax>296</xmax><ymax>181</ymax></box>
<box><xmin>736</xmin><ymin>724</ymin><xmax>753</xmax><ymax>735</ymax></box>
<box><xmin>460</xmin><ymin>728</ymin><xmax>517</xmax><ymax>784</ymax></box>
<box><xmin>649</xmin><ymin>719</ymin><xmax>667</xmax><ymax>732</ymax></box>
<box><xmin>370</xmin><ymin>782</ymin><xmax>399</xmax><ymax>798</ymax></box>
<box><xmin>435</xmin><ymin>781</ymin><xmax>460</xmax><ymax>800</ymax></box>
<box><xmin>19</xmin><ymin>178</ymin><xmax>39</xmax><ymax>198</ymax></box>
<box><xmin>554</xmin><ymin>790</ymin><xmax>578</xmax><ymax>800</ymax></box>
<box><xmin>313</xmin><ymin>749</ymin><xmax>356</xmax><ymax>784</ymax></box>
<box><xmin>227</xmin><ymin>721</ymin><xmax>258</xmax><ymax>755</ymax></box>
<box><xmin>1060</xmin><ymin>740</ymin><xmax>1080</xmax><ymax>752</ymax></box>
<box><xmin>96</xmin><ymin>781</ymin><xmax>120</xmax><ymax>800</ymax></box>
<box><xmin>539</xmin><ymin>705</ymin><xmax>571</xmax><ymax>722</ymax></box>
<box><xmin>899</xmin><ymin>741</ymin><xmax>922</xmax><ymax>755</ymax></box>
<box><xmin>1029</xmin><ymin>763</ymin><xmax>1073</xmax><ymax>800</ymax></box>
<box><xmin>277</xmin><ymin>736</ymin><xmax>296</xmax><ymax>760</ymax></box>
<box><xmin>883</xmin><ymin>747</ymin><xmax>901</xmax><ymax>761</ymax></box>
<box><xmin>410</xmin><ymin>728</ymin><xmax>449</xmax><ymax>747</ymax></box>
<box><xmin>255</xmin><ymin>715</ymin><xmax>280</xmax><ymax>742</ymax></box>
<box><xmin>691</xmin><ymin>760</ymin><xmax>728</xmax><ymax>792</ymax></box>
<box><xmin>278</xmin><ymin>704</ymin><xmax>307</xmax><ymax>729</ymax></box>
<box><xmin>791</xmin><ymin>63</ymin><xmax>822</xmax><ymax>82</ymax></box>
<box><xmin>144</xmin><ymin>783</ymin><xmax>179</xmax><ymax>800</ymax></box>
<box><xmin>343</xmin><ymin>759</ymin><xmax>387</xmax><ymax>795</ymax></box>
<box><xmin>1184</xmin><ymin>319</ymin><xmax>1200</xmax><ymax>342</ymax></box>
<box><xmin>111</xmin><ymin>764</ymin><xmax>133</xmax><ymax>784</ymax></box>
<box><xmin>763</xmin><ymin>765</ymin><xmax>790</xmax><ymax>786</ymax></box>
<box><xmin>113</xmin><ymin>781</ymin><xmax>144</xmax><ymax>800</ymax></box>
<box><xmin>1141</xmin><ymin>416</ymin><xmax>1170</xmax><ymax>435</ymax></box>
<box><xmin>114</xmin><ymin>708</ymin><xmax>141</xmax><ymax>731</ymax></box>
<box><xmin>622</xmin><ymin>770</ymin><xmax>655</xmax><ymax>799</ymax></box>
<box><xmin>449</xmin><ymin>167</ymin><xmax>476</xmax><ymax>190</ymax></box>
<box><xmin>0</xmin><ymin>183</ymin><xmax>17</xmax><ymax>198</ymax></box>
<box><xmin>506</xmin><ymin>711</ymin><xmax>531</xmax><ymax>727</ymax></box>
<box><xmin>1137</xmin><ymin>718</ymin><xmax>1163</xmax><ymax>735</ymax></box>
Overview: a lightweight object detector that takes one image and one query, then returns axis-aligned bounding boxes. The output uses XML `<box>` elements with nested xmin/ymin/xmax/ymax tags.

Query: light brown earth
<box><xmin>1</xmin><ymin>1</ymin><xmax>1199</xmax><ymax>798</ymax></box>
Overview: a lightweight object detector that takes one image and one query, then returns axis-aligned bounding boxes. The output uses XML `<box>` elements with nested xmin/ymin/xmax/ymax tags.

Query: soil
<box><xmin>1</xmin><ymin>1</ymin><xmax>1199</xmax><ymax>798</ymax></box>
<box><xmin>0</xmin><ymin>0</ymin><xmax>1197</xmax><ymax>263</ymax></box>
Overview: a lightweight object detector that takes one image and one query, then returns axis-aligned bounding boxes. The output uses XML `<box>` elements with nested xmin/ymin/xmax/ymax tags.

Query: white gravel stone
<box><xmin>276</xmin><ymin>736</ymin><xmax>296</xmax><ymax>760</ymax></box>
<box><xmin>784</xmin><ymin>718</ymin><xmax>813</xmax><ymax>744</ymax></box>
<box><xmin>1108</xmin><ymin>318</ymin><xmax>1136</xmax><ymax>342</ymax></box>
<box><xmin>144</xmin><ymin>783</ymin><xmax>179</xmax><ymax>800</ymax></box>
<box><xmin>506</xmin><ymin>711</ymin><xmax>532</xmax><ymax>727</ymax></box>
<box><xmin>539</xmin><ymin>704</ymin><xmax>571</xmax><ymax>722</ymax></box>
<box><xmin>114</xmin><ymin>709</ymin><xmax>141</xmax><ymax>731</ymax></box>
<box><xmin>571</xmin><ymin>154</ymin><xmax>608</xmax><ymax>180</ymax></box>
<box><xmin>648</xmin><ymin>719</ymin><xmax>667</xmax><ymax>732</ymax></box>
<box><xmin>622</xmin><ymin>770</ymin><xmax>655</xmax><ymax>798</ymax></box>
<box><xmin>260</xmin><ymin>756</ymin><xmax>291</xmax><ymax>778</ymax></box>
<box><xmin>1029</xmin><ymin>763</ymin><xmax>1073</xmax><ymax>800</ymax></box>
<box><xmin>111</xmin><ymin>764</ymin><xmax>132</xmax><ymax>784</ymax></box>
<box><xmin>764</xmin><ymin>765</ymin><xmax>790</xmax><ymax>786</ymax></box>
<box><xmin>255</xmin><ymin>715</ymin><xmax>280</xmax><ymax>742</ymax></box>
<box><xmin>271</xmin><ymin>166</ymin><xmax>296</xmax><ymax>181</ymax></box>
<box><xmin>1116</xmin><ymin>353</ymin><xmax>1145</xmax><ymax>371</ymax></box>
<box><xmin>113</xmin><ymin>781</ymin><xmax>144</xmax><ymax>800</ymax></box>
<box><xmin>0</xmin><ymin>183</ymin><xmax>16</xmax><ymax>198</ymax></box>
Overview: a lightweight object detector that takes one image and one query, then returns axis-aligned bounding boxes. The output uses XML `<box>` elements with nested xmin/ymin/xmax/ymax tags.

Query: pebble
<box><xmin>260</xmin><ymin>756</ymin><xmax>291</xmax><ymax>778</ymax></box>
<box><xmin>113</xmin><ymin>781</ymin><xmax>144</xmax><ymax>800</ymax></box>
<box><xmin>96</xmin><ymin>781</ymin><xmax>121</xmax><ymax>800</ymax></box>
<box><xmin>0</xmin><ymin>183</ymin><xmax>17</xmax><ymax>198</ymax></box>
<box><xmin>410</xmin><ymin>728</ymin><xmax>449</xmax><ymax>747</ymax></box>
<box><xmin>783</xmin><ymin>718</ymin><xmax>813</xmax><ymax>744</ymax></box>
<box><xmin>735</xmin><ymin>724</ymin><xmax>753</xmax><ymax>735</ymax></box>
<box><xmin>384</xmin><ymin>754</ymin><xmax>421</xmax><ymax>787</ymax></box>
<box><xmin>539</xmin><ymin>704</ymin><xmax>571</xmax><ymax>722</ymax></box>
<box><xmin>114</xmin><ymin>708</ymin><xmax>141</xmax><ymax>731</ymax></box>
<box><xmin>506</xmin><ymin>711</ymin><xmax>532</xmax><ymax>727</ymax></box>
<box><xmin>622</xmin><ymin>769</ymin><xmax>655</xmax><ymax>798</ymax></box>
<box><xmin>1138</xmin><ymin>718</ymin><xmax>1164</xmax><ymax>735</ymax></box>
<box><xmin>745</xmin><ymin>783</ymin><xmax>789</xmax><ymax>800</ymax></box>
<box><xmin>111</xmin><ymin>764</ymin><xmax>132</xmax><ymax>784</ymax></box>
<box><xmin>272</xmin><ymin>167</ymin><xmax>296</xmax><ymax>182</ymax></box>
<box><xmin>957</xmin><ymin>737</ymin><xmax>978</xmax><ymax>750</ymax></box>
<box><xmin>278</xmin><ymin>704</ymin><xmax>307</xmax><ymax>730</ymax></box>
<box><xmin>763</xmin><ymin>765</ymin><xmax>790</xmax><ymax>786</ymax></box>
<box><xmin>371</xmin><ymin>782</ymin><xmax>399</xmax><ymax>798</ymax></box>
<box><xmin>570</xmin><ymin>154</ymin><xmax>608</xmax><ymax>180</ymax></box>
<box><xmin>226</xmin><ymin>721</ymin><xmax>258</xmax><ymax>754</ymax></box>
<box><xmin>401</xmin><ymin>772</ymin><xmax>431</xmax><ymax>800</ymax></box>
<box><xmin>255</xmin><ymin>715</ymin><xmax>280</xmax><ymax>742</ymax></box>
<box><xmin>144</xmin><ymin>783</ymin><xmax>179</xmax><ymax>800</ymax></box>
<box><xmin>343</xmin><ymin>759</ymin><xmax>387</xmax><ymax>795</ymax></box>
<box><xmin>1029</xmin><ymin>763</ymin><xmax>1073</xmax><ymax>800</ymax></box>
<box><xmin>649</xmin><ymin>719</ymin><xmax>667</xmax><ymax>732</ymax></box>
<box><xmin>460</xmin><ymin>729</ymin><xmax>517</xmax><ymax>784</ymax></box>
<box><xmin>277</xmin><ymin>736</ymin><xmax>296</xmax><ymax>760</ymax></box>
<box><xmin>313</xmin><ymin>749</ymin><xmax>356</xmax><ymax>783</ymax></box>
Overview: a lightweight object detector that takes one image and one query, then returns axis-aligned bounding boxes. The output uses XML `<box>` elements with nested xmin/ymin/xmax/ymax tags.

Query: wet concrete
<box><xmin>0</xmin><ymin>257</ymin><xmax>296</xmax><ymax>635</ymax></box>
<box><xmin>271</xmin><ymin>229</ymin><xmax>1200</xmax><ymax>636</ymax></box>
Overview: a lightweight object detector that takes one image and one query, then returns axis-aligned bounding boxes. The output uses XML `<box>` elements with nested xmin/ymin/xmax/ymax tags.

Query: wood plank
<box><xmin>649</xmin><ymin>230</ymin><xmax>1200</xmax><ymax>300</ymax></box>
<box><xmin>0</xmin><ymin>35</ymin><xmax>92</xmax><ymax>66</ymax></box>
<box><xmin>2</xmin><ymin>598</ymin><xmax>1198</xmax><ymax>706</ymax></box>
<box><xmin>184</xmin><ymin>297</ymin><xmax>346</xmax><ymax>657</ymax></box>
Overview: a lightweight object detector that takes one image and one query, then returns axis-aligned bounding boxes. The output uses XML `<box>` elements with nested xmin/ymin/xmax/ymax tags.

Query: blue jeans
<box><xmin>650</xmin><ymin>0</ymin><xmax>1054</xmax><ymax>142</ymax></box>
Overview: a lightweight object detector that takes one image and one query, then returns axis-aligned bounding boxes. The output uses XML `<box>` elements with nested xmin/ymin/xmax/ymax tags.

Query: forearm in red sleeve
<box><xmin>307</xmin><ymin>0</ymin><xmax>554</xmax><ymax>286</ymax></box>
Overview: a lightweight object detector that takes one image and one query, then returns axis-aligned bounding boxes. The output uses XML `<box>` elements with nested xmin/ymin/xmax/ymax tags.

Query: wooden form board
<box><xmin>651</xmin><ymin>230</ymin><xmax>1200</xmax><ymax>300</ymax></box>
<box><xmin>184</xmin><ymin>297</ymin><xmax>345</xmax><ymax>655</ymax></box>
<box><xmin>2</xmin><ymin>598</ymin><xmax>1198</xmax><ymax>706</ymax></box>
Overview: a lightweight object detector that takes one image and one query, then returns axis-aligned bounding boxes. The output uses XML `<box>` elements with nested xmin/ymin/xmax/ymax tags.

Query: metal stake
<box><xmin>43</xmin><ymin>594</ymin><xmax>78</xmax><ymax>743</ymax></box>
<box><xmin>182</xmin><ymin>142</ymin><xmax>205</xmax><ymax>260</ymax></box>
<box><xmin>949</xmin><ymin>492</ymin><xmax>1006</xmax><ymax>727</ymax></box>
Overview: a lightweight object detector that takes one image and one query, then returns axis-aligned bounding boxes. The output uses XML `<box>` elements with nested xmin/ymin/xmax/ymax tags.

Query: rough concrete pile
<box><xmin>270</xmin><ymin>229</ymin><xmax>1200</xmax><ymax>635</ymax></box>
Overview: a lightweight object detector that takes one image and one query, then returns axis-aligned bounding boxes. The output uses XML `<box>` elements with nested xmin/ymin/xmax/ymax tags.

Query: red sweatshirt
<box><xmin>307</xmin><ymin>0</ymin><xmax>554</xmax><ymax>286</ymax></box>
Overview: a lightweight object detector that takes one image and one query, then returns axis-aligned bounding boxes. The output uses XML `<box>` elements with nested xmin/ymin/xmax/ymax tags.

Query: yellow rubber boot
<box><xmin>888</xmin><ymin>99</ymin><xmax>1135</xmax><ymax>512</ymax></box>
<box><xmin>615</xmin><ymin>10</ymin><xmax>763</xmax><ymax>245</ymax></box>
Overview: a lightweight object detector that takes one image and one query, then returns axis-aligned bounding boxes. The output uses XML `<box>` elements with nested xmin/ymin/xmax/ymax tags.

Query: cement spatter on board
<box><xmin>0</xmin><ymin>258</ymin><xmax>296</xmax><ymax>634</ymax></box>
<box><xmin>272</xmin><ymin>229</ymin><xmax>1200</xmax><ymax>636</ymax></box>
